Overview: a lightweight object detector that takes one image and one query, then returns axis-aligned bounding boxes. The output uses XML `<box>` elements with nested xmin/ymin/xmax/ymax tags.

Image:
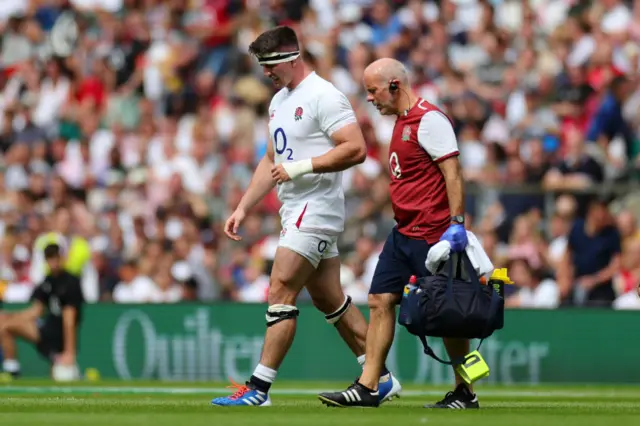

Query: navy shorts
<box><xmin>36</xmin><ymin>318</ymin><xmax>63</xmax><ymax>363</ymax></box>
<box><xmin>369</xmin><ymin>227</ymin><xmax>434</xmax><ymax>296</ymax></box>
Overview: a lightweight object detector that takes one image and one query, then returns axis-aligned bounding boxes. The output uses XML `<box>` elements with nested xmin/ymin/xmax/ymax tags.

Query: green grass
<box><xmin>0</xmin><ymin>380</ymin><xmax>639</xmax><ymax>426</ymax></box>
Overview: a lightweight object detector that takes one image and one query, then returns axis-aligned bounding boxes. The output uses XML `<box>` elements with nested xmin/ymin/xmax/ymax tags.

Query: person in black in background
<box><xmin>557</xmin><ymin>195</ymin><xmax>621</xmax><ymax>307</ymax></box>
<box><xmin>0</xmin><ymin>244</ymin><xmax>84</xmax><ymax>377</ymax></box>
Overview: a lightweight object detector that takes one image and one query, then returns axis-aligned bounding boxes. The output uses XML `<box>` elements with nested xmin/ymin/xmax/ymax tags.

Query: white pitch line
<box><xmin>1</xmin><ymin>386</ymin><xmax>639</xmax><ymax>399</ymax></box>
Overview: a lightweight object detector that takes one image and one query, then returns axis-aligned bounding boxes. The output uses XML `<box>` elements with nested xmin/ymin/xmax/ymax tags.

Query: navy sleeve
<box><xmin>61</xmin><ymin>277</ymin><xmax>84</xmax><ymax>309</ymax></box>
<box><xmin>567</xmin><ymin>220</ymin><xmax>581</xmax><ymax>252</ymax></box>
<box><xmin>608</xmin><ymin>228</ymin><xmax>622</xmax><ymax>256</ymax></box>
<box><xmin>30</xmin><ymin>285</ymin><xmax>47</xmax><ymax>305</ymax></box>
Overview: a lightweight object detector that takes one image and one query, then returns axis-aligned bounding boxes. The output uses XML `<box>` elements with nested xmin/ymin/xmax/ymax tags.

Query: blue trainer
<box><xmin>378</xmin><ymin>373</ymin><xmax>402</xmax><ymax>404</ymax></box>
<box><xmin>211</xmin><ymin>381</ymin><xmax>272</xmax><ymax>407</ymax></box>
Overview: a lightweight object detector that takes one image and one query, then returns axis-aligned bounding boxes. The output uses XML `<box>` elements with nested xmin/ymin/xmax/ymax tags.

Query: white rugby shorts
<box><xmin>277</xmin><ymin>226</ymin><xmax>339</xmax><ymax>268</ymax></box>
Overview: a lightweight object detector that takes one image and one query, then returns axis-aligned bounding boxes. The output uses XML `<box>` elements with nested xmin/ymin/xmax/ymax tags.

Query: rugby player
<box><xmin>212</xmin><ymin>28</ymin><xmax>401</xmax><ymax>407</ymax></box>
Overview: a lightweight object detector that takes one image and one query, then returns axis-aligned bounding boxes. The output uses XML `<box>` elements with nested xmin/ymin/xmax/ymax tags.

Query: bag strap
<box><xmin>418</xmin><ymin>335</ymin><xmax>455</xmax><ymax>365</ymax></box>
<box><xmin>442</xmin><ymin>251</ymin><xmax>481</xmax><ymax>288</ymax></box>
<box><xmin>417</xmin><ymin>256</ymin><xmax>504</xmax><ymax>365</ymax></box>
<box><xmin>460</xmin><ymin>251</ymin><xmax>483</xmax><ymax>288</ymax></box>
<box><xmin>418</xmin><ymin>333</ymin><xmax>494</xmax><ymax>366</ymax></box>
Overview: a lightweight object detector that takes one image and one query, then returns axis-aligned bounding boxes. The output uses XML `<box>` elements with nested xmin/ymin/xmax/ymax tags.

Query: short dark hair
<box><xmin>610</xmin><ymin>75</ymin><xmax>629</xmax><ymax>92</ymax></box>
<box><xmin>44</xmin><ymin>243</ymin><xmax>61</xmax><ymax>259</ymax></box>
<box><xmin>248</xmin><ymin>26</ymin><xmax>299</xmax><ymax>57</ymax></box>
<box><xmin>588</xmin><ymin>192</ymin><xmax>614</xmax><ymax>209</ymax></box>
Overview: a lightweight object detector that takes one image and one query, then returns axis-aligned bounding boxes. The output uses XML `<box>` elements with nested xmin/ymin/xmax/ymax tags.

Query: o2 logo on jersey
<box><xmin>389</xmin><ymin>152</ymin><xmax>402</xmax><ymax>179</ymax></box>
<box><xmin>274</xmin><ymin>127</ymin><xmax>294</xmax><ymax>160</ymax></box>
<box><xmin>49</xmin><ymin>296</ymin><xmax>61</xmax><ymax>316</ymax></box>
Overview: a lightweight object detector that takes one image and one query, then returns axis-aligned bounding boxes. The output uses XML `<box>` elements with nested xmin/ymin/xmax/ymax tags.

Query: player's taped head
<box><xmin>256</xmin><ymin>51</ymin><xmax>301</xmax><ymax>66</ymax></box>
<box><xmin>249</xmin><ymin>26</ymin><xmax>300</xmax><ymax>66</ymax></box>
<box><xmin>325</xmin><ymin>295</ymin><xmax>352</xmax><ymax>325</ymax></box>
<box><xmin>266</xmin><ymin>304</ymin><xmax>300</xmax><ymax>327</ymax></box>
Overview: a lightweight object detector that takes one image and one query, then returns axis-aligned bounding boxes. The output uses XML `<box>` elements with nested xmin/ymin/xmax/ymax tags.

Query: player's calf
<box><xmin>248</xmin><ymin>303</ymin><xmax>299</xmax><ymax>392</ymax></box>
<box><xmin>211</xmin><ymin>303</ymin><xmax>299</xmax><ymax>407</ymax></box>
<box><xmin>322</xmin><ymin>295</ymin><xmax>367</xmax><ymax>354</ymax></box>
<box><xmin>321</xmin><ymin>296</ymin><xmax>402</xmax><ymax>404</ymax></box>
<box><xmin>212</xmin><ymin>249</ymin><xmax>314</xmax><ymax>407</ymax></box>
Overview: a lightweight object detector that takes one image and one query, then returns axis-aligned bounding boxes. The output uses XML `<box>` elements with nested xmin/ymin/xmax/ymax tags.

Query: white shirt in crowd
<box><xmin>515</xmin><ymin>279</ymin><xmax>560</xmax><ymax>309</ymax></box>
<box><xmin>112</xmin><ymin>276</ymin><xmax>157</xmax><ymax>303</ymax></box>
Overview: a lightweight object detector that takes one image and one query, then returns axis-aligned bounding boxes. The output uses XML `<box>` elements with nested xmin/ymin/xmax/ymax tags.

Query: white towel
<box><xmin>425</xmin><ymin>230</ymin><xmax>494</xmax><ymax>279</ymax></box>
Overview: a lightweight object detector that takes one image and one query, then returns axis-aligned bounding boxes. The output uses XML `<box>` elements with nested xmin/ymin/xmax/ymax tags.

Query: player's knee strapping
<box><xmin>265</xmin><ymin>304</ymin><xmax>299</xmax><ymax>327</ymax></box>
<box><xmin>325</xmin><ymin>295</ymin><xmax>352</xmax><ymax>325</ymax></box>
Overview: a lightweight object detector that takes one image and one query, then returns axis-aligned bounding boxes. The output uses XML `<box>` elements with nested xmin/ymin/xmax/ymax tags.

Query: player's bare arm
<box><xmin>16</xmin><ymin>301</ymin><xmax>45</xmax><ymax>323</ymax></box>
<box><xmin>272</xmin><ymin>122</ymin><xmax>366</xmax><ymax>183</ymax></box>
<box><xmin>58</xmin><ymin>305</ymin><xmax>77</xmax><ymax>365</ymax></box>
<box><xmin>224</xmin><ymin>142</ymin><xmax>276</xmax><ymax>240</ymax></box>
<box><xmin>437</xmin><ymin>156</ymin><xmax>465</xmax><ymax>218</ymax></box>
<box><xmin>312</xmin><ymin>123</ymin><xmax>367</xmax><ymax>172</ymax></box>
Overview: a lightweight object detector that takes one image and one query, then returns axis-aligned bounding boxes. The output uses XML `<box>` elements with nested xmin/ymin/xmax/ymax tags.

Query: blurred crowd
<box><xmin>0</xmin><ymin>0</ymin><xmax>639</xmax><ymax>309</ymax></box>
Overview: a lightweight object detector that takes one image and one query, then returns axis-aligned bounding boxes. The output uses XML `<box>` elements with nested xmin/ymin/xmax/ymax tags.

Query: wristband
<box><xmin>282</xmin><ymin>159</ymin><xmax>314</xmax><ymax>180</ymax></box>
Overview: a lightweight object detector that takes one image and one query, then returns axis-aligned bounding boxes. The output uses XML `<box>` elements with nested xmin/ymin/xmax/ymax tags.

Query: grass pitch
<box><xmin>0</xmin><ymin>380</ymin><xmax>639</xmax><ymax>426</ymax></box>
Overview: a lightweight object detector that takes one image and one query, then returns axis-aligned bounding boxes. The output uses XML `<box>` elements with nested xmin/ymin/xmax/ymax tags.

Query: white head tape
<box><xmin>257</xmin><ymin>51</ymin><xmax>301</xmax><ymax>65</ymax></box>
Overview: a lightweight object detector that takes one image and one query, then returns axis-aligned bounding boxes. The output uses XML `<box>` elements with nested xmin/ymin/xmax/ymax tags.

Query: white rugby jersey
<box><xmin>268</xmin><ymin>72</ymin><xmax>357</xmax><ymax>234</ymax></box>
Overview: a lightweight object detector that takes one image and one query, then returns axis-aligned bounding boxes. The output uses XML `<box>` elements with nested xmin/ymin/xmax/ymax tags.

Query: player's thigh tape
<box><xmin>265</xmin><ymin>304</ymin><xmax>299</xmax><ymax>327</ymax></box>
<box><xmin>325</xmin><ymin>295</ymin><xmax>352</xmax><ymax>325</ymax></box>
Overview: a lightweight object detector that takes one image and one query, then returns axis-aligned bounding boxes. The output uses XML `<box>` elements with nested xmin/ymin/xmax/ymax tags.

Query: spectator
<box><xmin>612</xmin><ymin>237</ymin><xmax>640</xmax><ymax>309</ymax></box>
<box><xmin>1</xmin><ymin>244</ymin><xmax>33</xmax><ymax>303</ymax></box>
<box><xmin>505</xmin><ymin>258</ymin><xmax>559</xmax><ymax>309</ymax></box>
<box><xmin>112</xmin><ymin>259</ymin><xmax>157</xmax><ymax>303</ymax></box>
<box><xmin>586</xmin><ymin>75</ymin><xmax>636</xmax><ymax>177</ymax></box>
<box><xmin>557</xmin><ymin>196</ymin><xmax>622</xmax><ymax>307</ymax></box>
<box><xmin>0</xmin><ymin>0</ymin><xmax>638</xmax><ymax>310</ymax></box>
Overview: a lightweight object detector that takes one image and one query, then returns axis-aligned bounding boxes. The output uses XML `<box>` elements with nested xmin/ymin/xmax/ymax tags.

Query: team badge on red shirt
<box><xmin>294</xmin><ymin>107</ymin><xmax>304</xmax><ymax>121</ymax></box>
<box><xmin>402</xmin><ymin>125</ymin><xmax>411</xmax><ymax>141</ymax></box>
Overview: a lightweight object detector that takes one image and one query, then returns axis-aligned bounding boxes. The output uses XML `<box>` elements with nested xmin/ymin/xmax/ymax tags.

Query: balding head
<box><xmin>363</xmin><ymin>58</ymin><xmax>409</xmax><ymax>87</ymax></box>
<box><xmin>363</xmin><ymin>58</ymin><xmax>415</xmax><ymax>116</ymax></box>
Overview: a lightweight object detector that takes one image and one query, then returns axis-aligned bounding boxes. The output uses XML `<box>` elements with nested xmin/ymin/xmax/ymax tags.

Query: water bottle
<box><xmin>488</xmin><ymin>268</ymin><xmax>513</xmax><ymax>299</ymax></box>
<box><xmin>403</xmin><ymin>275</ymin><xmax>418</xmax><ymax>298</ymax></box>
<box><xmin>400</xmin><ymin>275</ymin><xmax>419</xmax><ymax>328</ymax></box>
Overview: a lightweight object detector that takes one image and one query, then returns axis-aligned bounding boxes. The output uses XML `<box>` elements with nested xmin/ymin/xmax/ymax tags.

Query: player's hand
<box><xmin>224</xmin><ymin>208</ymin><xmax>247</xmax><ymax>241</ymax></box>
<box><xmin>440</xmin><ymin>223</ymin><xmax>468</xmax><ymax>252</ymax></box>
<box><xmin>271</xmin><ymin>164</ymin><xmax>292</xmax><ymax>184</ymax></box>
<box><xmin>56</xmin><ymin>351</ymin><xmax>75</xmax><ymax>366</ymax></box>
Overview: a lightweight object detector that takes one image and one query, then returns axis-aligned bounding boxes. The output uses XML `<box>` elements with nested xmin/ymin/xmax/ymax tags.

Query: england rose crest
<box><xmin>294</xmin><ymin>107</ymin><xmax>303</xmax><ymax>121</ymax></box>
<box><xmin>402</xmin><ymin>125</ymin><xmax>411</xmax><ymax>141</ymax></box>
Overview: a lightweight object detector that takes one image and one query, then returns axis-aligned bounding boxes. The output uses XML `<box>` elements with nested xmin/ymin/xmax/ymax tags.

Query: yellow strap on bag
<box><xmin>455</xmin><ymin>350</ymin><xmax>491</xmax><ymax>384</ymax></box>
